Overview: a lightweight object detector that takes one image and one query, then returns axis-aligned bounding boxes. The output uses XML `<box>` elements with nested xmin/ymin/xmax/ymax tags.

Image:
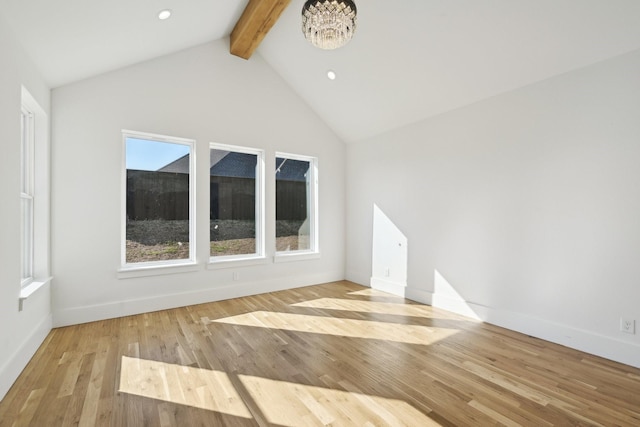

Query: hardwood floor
<box><xmin>1</xmin><ymin>281</ymin><xmax>639</xmax><ymax>426</ymax></box>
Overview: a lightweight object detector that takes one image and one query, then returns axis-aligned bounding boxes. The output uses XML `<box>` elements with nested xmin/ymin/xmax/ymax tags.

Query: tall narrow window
<box><xmin>275</xmin><ymin>153</ymin><xmax>318</xmax><ymax>254</ymax></box>
<box><xmin>123</xmin><ymin>131</ymin><xmax>195</xmax><ymax>266</ymax></box>
<box><xmin>20</xmin><ymin>107</ymin><xmax>34</xmax><ymax>287</ymax></box>
<box><xmin>19</xmin><ymin>86</ymin><xmax>51</xmax><ymax>299</ymax></box>
<box><xmin>210</xmin><ymin>144</ymin><xmax>264</xmax><ymax>260</ymax></box>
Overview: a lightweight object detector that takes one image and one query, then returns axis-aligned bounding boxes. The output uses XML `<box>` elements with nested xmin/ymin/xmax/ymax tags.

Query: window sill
<box><xmin>208</xmin><ymin>255</ymin><xmax>268</xmax><ymax>270</ymax></box>
<box><xmin>19</xmin><ymin>277</ymin><xmax>52</xmax><ymax>311</ymax></box>
<box><xmin>20</xmin><ymin>277</ymin><xmax>52</xmax><ymax>301</ymax></box>
<box><xmin>274</xmin><ymin>251</ymin><xmax>320</xmax><ymax>263</ymax></box>
<box><xmin>117</xmin><ymin>261</ymin><xmax>199</xmax><ymax>279</ymax></box>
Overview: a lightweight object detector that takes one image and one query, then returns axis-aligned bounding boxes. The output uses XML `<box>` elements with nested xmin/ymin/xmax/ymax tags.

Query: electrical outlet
<box><xmin>384</xmin><ymin>267</ymin><xmax>390</xmax><ymax>277</ymax></box>
<box><xmin>233</xmin><ymin>272</ymin><xmax>239</xmax><ymax>281</ymax></box>
<box><xmin>620</xmin><ymin>318</ymin><xmax>635</xmax><ymax>334</ymax></box>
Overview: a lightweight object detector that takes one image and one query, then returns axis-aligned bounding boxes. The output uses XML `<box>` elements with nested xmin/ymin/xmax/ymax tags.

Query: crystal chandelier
<box><xmin>302</xmin><ymin>0</ymin><xmax>357</xmax><ymax>50</ymax></box>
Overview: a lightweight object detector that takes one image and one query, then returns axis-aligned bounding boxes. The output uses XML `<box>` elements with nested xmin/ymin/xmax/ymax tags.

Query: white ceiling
<box><xmin>3</xmin><ymin>0</ymin><xmax>640</xmax><ymax>143</ymax></box>
<box><xmin>0</xmin><ymin>0</ymin><xmax>248</xmax><ymax>87</ymax></box>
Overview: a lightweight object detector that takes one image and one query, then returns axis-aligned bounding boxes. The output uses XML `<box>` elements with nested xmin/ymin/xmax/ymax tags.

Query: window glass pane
<box><xmin>210</xmin><ymin>148</ymin><xmax>257</xmax><ymax>256</ymax></box>
<box><xmin>275</xmin><ymin>157</ymin><xmax>311</xmax><ymax>252</ymax></box>
<box><xmin>20</xmin><ymin>111</ymin><xmax>29</xmax><ymax>194</ymax></box>
<box><xmin>20</xmin><ymin>197</ymin><xmax>33</xmax><ymax>281</ymax></box>
<box><xmin>20</xmin><ymin>108</ymin><xmax>33</xmax><ymax>284</ymax></box>
<box><xmin>125</xmin><ymin>137</ymin><xmax>191</xmax><ymax>264</ymax></box>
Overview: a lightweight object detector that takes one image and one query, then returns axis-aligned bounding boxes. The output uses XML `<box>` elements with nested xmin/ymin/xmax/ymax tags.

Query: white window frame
<box><xmin>274</xmin><ymin>152</ymin><xmax>319</xmax><ymax>262</ymax></box>
<box><xmin>19</xmin><ymin>87</ymin><xmax>52</xmax><ymax>306</ymax></box>
<box><xmin>20</xmin><ymin>107</ymin><xmax>34</xmax><ymax>288</ymax></box>
<box><xmin>119</xmin><ymin>130</ymin><xmax>197</xmax><ymax>277</ymax></box>
<box><xmin>208</xmin><ymin>142</ymin><xmax>265</xmax><ymax>267</ymax></box>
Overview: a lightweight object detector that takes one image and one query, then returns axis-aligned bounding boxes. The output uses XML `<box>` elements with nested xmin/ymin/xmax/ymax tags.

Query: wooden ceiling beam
<box><xmin>230</xmin><ymin>0</ymin><xmax>292</xmax><ymax>60</ymax></box>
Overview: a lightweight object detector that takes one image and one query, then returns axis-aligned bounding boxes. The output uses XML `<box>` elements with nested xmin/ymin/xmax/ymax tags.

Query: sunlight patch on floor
<box><xmin>118</xmin><ymin>356</ymin><xmax>252</xmax><ymax>418</ymax></box>
<box><xmin>213</xmin><ymin>311</ymin><xmax>458</xmax><ymax>345</ymax></box>
<box><xmin>348</xmin><ymin>288</ymin><xmax>405</xmax><ymax>299</ymax></box>
<box><xmin>238</xmin><ymin>374</ymin><xmax>441</xmax><ymax>426</ymax></box>
<box><xmin>119</xmin><ymin>356</ymin><xmax>442</xmax><ymax>426</ymax></box>
<box><xmin>293</xmin><ymin>297</ymin><xmax>450</xmax><ymax>319</ymax></box>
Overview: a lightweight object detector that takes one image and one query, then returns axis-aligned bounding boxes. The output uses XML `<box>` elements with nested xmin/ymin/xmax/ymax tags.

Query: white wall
<box><xmin>370</xmin><ymin>204</ymin><xmax>408</xmax><ymax>291</ymax></box>
<box><xmin>0</xmin><ymin>20</ymin><xmax>52</xmax><ymax>399</ymax></box>
<box><xmin>346</xmin><ymin>49</ymin><xmax>640</xmax><ymax>368</ymax></box>
<box><xmin>51</xmin><ymin>39</ymin><xmax>345</xmax><ymax>326</ymax></box>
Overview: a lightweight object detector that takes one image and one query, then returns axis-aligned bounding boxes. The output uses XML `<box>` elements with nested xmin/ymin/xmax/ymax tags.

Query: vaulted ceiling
<box><xmin>3</xmin><ymin>0</ymin><xmax>640</xmax><ymax>143</ymax></box>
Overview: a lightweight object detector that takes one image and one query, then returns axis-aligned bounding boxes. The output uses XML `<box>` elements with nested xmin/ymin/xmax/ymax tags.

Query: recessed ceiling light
<box><xmin>158</xmin><ymin>9</ymin><xmax>172</xmax><ymax>20</ymax></box>
<box><xmin>327</xmin><ymin>70</ymin><xmax>337</xmax><ymax>80</ymax></box>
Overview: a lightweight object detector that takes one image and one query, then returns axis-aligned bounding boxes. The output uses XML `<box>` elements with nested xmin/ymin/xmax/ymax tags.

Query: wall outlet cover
<box><xmin>620</xmin><ymin>318</ymin><xmax>635</xmax><ymax>334</ymax></box>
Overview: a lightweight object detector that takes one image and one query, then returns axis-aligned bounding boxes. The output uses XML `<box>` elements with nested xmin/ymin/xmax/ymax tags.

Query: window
<box><xmin>122</xmin><ymin>131</ymin><xmax>195</xmax><ymax>267</ymax></box>
<box><xmin>20</xmin><ymin>107</ymin><xmax>34</xmax><ymax>287</ymax></box>
<box><xmin>275</xmin><ymin>153</ymin><xmax>318</xmax><ymax>254</ymax></box>
<box><xmin>19</xmin><ymin>87</ymin><xmax>51</xmax><ymax>302</ymax></box>
<box><xmin>210</xmin><ymin>144</ymin><xmax>264</xmax><ymax>260</ymax></box>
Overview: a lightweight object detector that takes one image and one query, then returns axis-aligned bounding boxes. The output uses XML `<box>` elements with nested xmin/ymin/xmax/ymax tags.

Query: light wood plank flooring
<box><xmin>1</xmin><ymin>281</ymin><xmax>639</xmax><ymax>426</ymax></box>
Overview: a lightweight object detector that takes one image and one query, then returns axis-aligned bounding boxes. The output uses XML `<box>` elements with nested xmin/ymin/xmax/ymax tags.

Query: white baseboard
<box><xmin>465</xmin><ymin>300</ymin><xmax>640</xmax><ymax>369</ymax></box>
<box><xmin>0</xmin><ymin>314</ymin><xmax>52</xmax><ymax>400</ymax></box>
<box><xmin>53</xmin><ymin>271</ymin><xmax>344</xmax><ymax>327</ymax></box>
<box><xmin>431</xmin><ymin>293</ymin><xmax>482</xmax><ymax>320</ymax></box>
<box><xmin>416</xmin><ymin>288</ymin><xmax>640</xmax><ymax>368</ymax></box>
<box><xmin>404</xmin><ymin>287</ymin><xmax>432</xmax><ymax>305</ymax></box>
<box><xmin>369</xmin><ymin>278</ymin><xmax>433</xmax><ymax>306</ymax></box>
<box><xmin>370</xmin><ymin>283</ymin><xmax>640</xmax><ymax>370</ymax></box>
<box><xmin>370</xmin><ymin>277</ymin><xmax>407</xmax><ymax>295</ymax></box>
